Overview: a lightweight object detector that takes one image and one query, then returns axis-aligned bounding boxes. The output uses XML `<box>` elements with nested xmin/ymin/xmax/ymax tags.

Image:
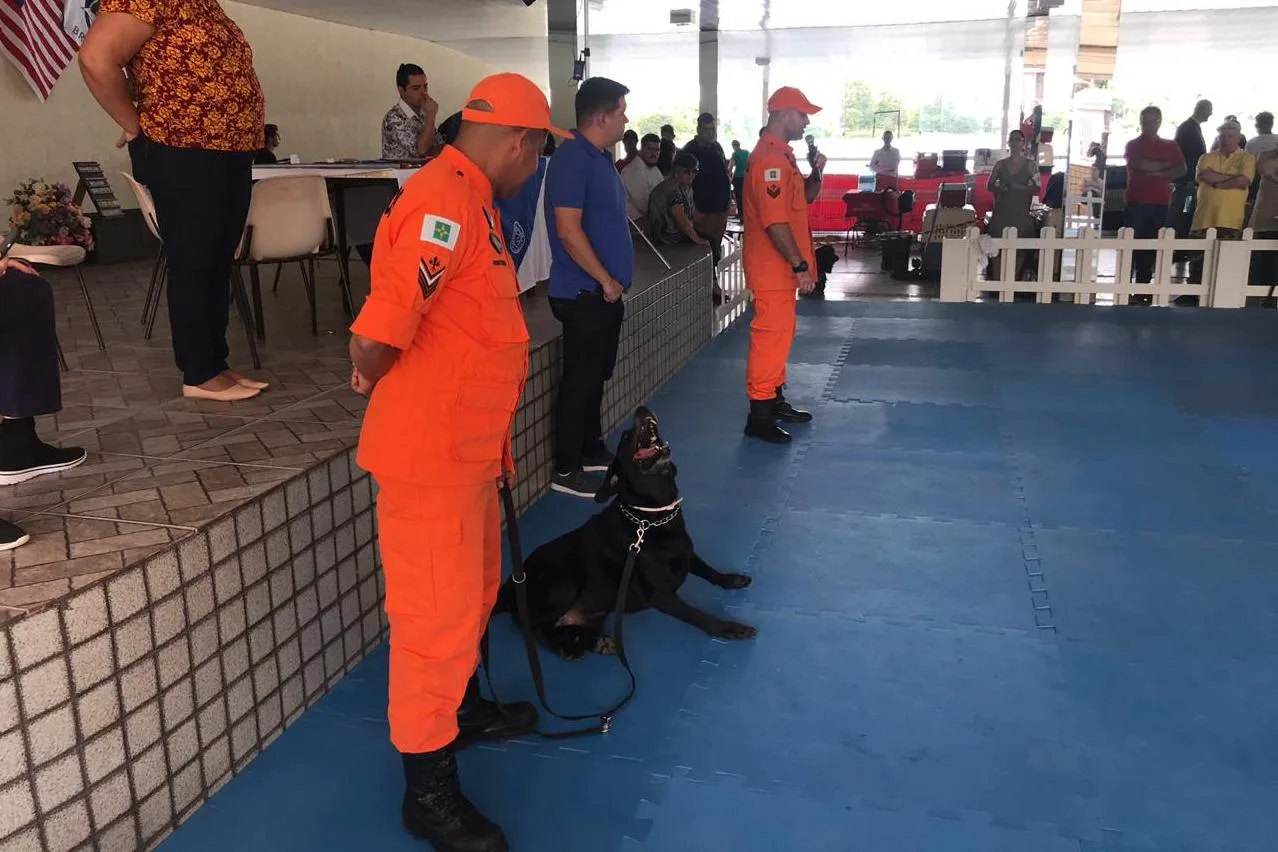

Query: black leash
<box><xmin>481</xmin><ymin>485</ymin><xmax>648</xmax><ymax>739</ymax></box>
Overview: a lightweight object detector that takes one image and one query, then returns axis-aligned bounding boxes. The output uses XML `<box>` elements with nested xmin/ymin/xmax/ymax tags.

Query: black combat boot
<box><xmin>401</xmin><ymin>748</ymin><xmax>509</xmax><ymax>851</ymax></box>
<box><xmin>773</xmin><ymin>387</ymin><xmax>813</xmax><ymax>424</ymax></box>
<box><xmin>744</xmin><ymin>400</ymin><xmax>792</xmax><ymax>444</ymax></box>
<box><xmin>455</xmin><ymin>675</ymin><xmax>538</xmax><ymax>749</ymax></box>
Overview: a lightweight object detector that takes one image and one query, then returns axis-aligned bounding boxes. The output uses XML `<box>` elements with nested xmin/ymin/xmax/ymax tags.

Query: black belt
<box><xmin>479</xmin><ymin>485</ymin><xmax>638</xmax><ymax>739</ymax></box>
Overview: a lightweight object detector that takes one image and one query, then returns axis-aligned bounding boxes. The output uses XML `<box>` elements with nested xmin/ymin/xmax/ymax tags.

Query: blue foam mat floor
<box><xmin>161</xmin><ymin>300</ymin><xmax>1278</xmax><ymax>852</ymax></box>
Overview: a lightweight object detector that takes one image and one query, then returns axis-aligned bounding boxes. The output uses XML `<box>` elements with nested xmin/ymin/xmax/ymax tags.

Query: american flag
<box><xmin>0</xmin><ymin>0</ymin><xmax>81</xmax><ymax>101</ymax></box>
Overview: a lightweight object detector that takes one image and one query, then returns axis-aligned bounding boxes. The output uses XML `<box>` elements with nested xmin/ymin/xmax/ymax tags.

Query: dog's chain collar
<box><xmin>618</xmin><ymin>502</ymin><xmax>682</xmax><ymax>553</ymax></box>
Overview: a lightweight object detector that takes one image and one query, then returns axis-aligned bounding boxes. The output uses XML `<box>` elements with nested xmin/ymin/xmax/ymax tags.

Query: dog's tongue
<box><xmin>634</xmin><ymin>446</ymin><xmax>661</xmax><ymax>461</ymax></box>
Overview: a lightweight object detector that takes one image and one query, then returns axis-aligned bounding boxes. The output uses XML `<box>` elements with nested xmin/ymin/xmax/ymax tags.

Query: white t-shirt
<box><xmin>621</xmin><ymin>159</ymin><xmax>665</xmax><ymax>220</ymax></box>
<box><xmin>1246</xmin><ymin>133</ymin><xmax>1278</xmax><ymax>157</ymax></box>
<box><xmin>870</xmin><ymin>146</ymin><xmax>901</xmax><ymax>177</ymax></box>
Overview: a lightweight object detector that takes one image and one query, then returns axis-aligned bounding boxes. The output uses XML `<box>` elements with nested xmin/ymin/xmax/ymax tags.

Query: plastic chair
<box><xmin>7</xmin><ymin>243</ymin><xmax>104</xmax><ymax>351</ymax></box>
<box><xmin>119</xmin><ymin>172</ymin><xmax>167</xmax><ymax>335</ymax></box>
<box><xmin>234</xmin><ymin>175</ymin><xmax>355</xmax><ymax>341</ymax></box>
<box><xmin>119</xmin><ymin>172</ymin><xmax>261</xmax><ymax>369</ymax></box>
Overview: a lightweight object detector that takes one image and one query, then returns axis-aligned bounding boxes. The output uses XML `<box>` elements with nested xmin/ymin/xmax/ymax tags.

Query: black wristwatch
<box><xmin>792</xmin><ymin>260</ymin><xmax>809</xmax><ymax>274</ymax></box>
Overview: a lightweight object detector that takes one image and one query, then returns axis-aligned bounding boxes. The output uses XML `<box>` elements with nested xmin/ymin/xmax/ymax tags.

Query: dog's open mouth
<box><xmin>632</xmin><ymin>417</ymin><xmax>669</xmax><ymax>464</ymax></box>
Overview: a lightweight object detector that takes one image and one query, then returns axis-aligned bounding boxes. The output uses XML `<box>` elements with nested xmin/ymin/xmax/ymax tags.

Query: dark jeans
<box><xmin>549</xmin><ymin>290</ymin><xmax>625</xmax><ymax>473</ymax></box>
<box><xmin>0</xmin><ymin>269</ymin><xmax>61</xmax><ymax>418</ymax></box>
<box><xmin>130</xmin><ymin>136</ymin><xmax>254</xmax><ymax>386</ymax></box>
<box><xmin>1251</xmin><ymin>230</ymin><xmax>1278</xmax><ymax>288</ymax></box>
<box><xmin>1125</xmin><ymin>202</ymin><xmax>1168</xmax><ymax>283</ymax></box>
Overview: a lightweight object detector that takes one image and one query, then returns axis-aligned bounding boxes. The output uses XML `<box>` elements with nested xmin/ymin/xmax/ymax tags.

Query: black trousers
<box><xmin>0</xmin><ymin>269</ymin><xmax>61</xmax><ymax>418</ymax></box>
<box><xmin>1125</xmin><ymin>203</ymin><xmax>1168</xmax><ymax>284</ymax></box>
<box><xmin>130</xmin><ymin>136</ymin><xmax>254</xmax><ymax>386</ymax></box>
<box><xmin>1250</xmin><ymin>230</ymin><xmax>1278</xmax><ymax>287</ymax></box>
<box><xmin>550</xmin><ymin>290</ymin><xmax>625</xmax><ymax>473</ymax></box>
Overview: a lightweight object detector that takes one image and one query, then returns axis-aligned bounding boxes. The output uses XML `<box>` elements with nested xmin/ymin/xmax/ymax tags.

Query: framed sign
<box><xmin>71</xmin><ymin>161</ymin><xmax>123</xmax><ymax>217</ymax></box>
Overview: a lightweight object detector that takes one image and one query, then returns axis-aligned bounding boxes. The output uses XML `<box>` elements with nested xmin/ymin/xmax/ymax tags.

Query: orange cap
<box><xmin>767</xmin><ymin>86</ymin><xmax>822</xmax><ymax>116</ymax></box>
<box><xmin>461</xmin><ymin>73</ymin><xmax>571</xmax><ymax>139</ymax></box>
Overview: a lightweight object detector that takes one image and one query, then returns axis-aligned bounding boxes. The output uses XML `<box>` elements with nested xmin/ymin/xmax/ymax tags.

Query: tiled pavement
<box><xmin>0</xmin><ymin>258</ymin><xmax>371</xmax><ymax>619</ymax></box>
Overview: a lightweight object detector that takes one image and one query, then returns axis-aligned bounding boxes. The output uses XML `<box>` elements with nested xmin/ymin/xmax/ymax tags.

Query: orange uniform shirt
<box><xmin>742</xmin><ymin>133</ymin><xmax>816</xmax><ymax>291</ymax></box>
<box><xmin>352</xmin><ymin>145</ymin><xmax>530</xmax><ymax>486</ymax></box>
<box><xmin>101</xmin><ymin>0</ymin><xmax>265</xmax><ymax>152</ymax></box>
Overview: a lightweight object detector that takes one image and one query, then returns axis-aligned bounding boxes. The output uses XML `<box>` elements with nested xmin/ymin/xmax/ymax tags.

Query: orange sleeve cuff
<box><xmin>350</xmin><ymin>294</ymin><xmax>420</xmax><ymax>350</ymax></box>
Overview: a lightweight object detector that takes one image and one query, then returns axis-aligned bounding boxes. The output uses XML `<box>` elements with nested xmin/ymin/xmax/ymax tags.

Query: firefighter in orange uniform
<box><xmin>741</xmin><ymin>87</ymin><xmax>827</xmax><ymax>444</ymax></box>
<box><xmin>348</xmin><ymin>73</ymin><xmax>569</xmax><ymax>852</ymax></box>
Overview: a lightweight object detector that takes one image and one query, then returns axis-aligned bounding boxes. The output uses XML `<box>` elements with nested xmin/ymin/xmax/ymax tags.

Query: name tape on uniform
<box><xmin>764</xmin><ymin>168</ymin><xmax>782</xmax><ymax>182</ymax></box>
<box><xmin>421</xmin><ymin>215</ymin><xmax>462</xmax><ymax>250</ymax></box>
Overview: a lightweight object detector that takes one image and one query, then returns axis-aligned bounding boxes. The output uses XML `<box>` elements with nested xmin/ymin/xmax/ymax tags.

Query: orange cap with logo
<box><xmin>461</xmin><ymin>73</ymin><xmax>571</xmax><ymax>139</ymax></box>
<box><xmin>767</xmin><ymin>87</ymin><xmax>822</xmax><ymax>116</ymax></box>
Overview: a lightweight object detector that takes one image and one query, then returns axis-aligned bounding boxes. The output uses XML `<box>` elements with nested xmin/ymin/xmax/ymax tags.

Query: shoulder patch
<box><xmin>418</xmin><ymin>255</ymin><xmax>446</xmax><ymax>300</ymax></box>
<box><xmin>764</xmin><ymin>168</ymin><xmax>782</xmax><ymax>182</ymax></box>
<box><xmin>766</xmin><ymin>184</ymin><xmax>782</xmax><ymax>199</ymax></box>
<box><xmin>420</xmin><ymin>215</ymin><xmax>462</xmax><ymax>250</ymax></box>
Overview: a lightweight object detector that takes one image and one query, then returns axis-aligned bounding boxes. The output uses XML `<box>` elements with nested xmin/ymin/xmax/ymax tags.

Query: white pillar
<box><xmin>546</xmin><ymin>0</ymin><xmax>578</xmax><ymax>131</ymax></box>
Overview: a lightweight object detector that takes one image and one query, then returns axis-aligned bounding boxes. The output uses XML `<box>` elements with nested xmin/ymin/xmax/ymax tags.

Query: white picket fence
<box><xmin>939</xmin><ymin>226</ymin><xmax>1278</xmax><ymax>307</ymax></box>
<box><xmin>714</xmin><ymin>246</ymin><xmax>751</xmax><ymax>334</ymax></box>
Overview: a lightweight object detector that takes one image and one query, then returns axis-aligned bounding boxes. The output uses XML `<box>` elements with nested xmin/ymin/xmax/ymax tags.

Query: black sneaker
<box><xmin>581</xmin><ymin>447</ymin><xmax>613</xmax><ymax>473</ymax></box>
<box><xmin>550</xmin><ymin>470</ymin><xmax>603</xmax><ymax>499</ymax></box>
<box><xmin>1</xmin><ymin>518</ymin><xmax>30</xmax><ymax>552</ymax></box>
<box><xmin>0</xmin><ymin>443</ymin><xmax>88</xmax><ymax>486</ymax></box>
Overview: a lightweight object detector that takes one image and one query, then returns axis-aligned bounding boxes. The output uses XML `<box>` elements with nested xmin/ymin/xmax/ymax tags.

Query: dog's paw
<box><xmin>593</xmin><ymin>635</ymin><xmax>618</xmax><ymax>656</ymax></box>
<box><xmin>713</xmin><ymin>621</ymin><xmax>758</xmax><ymax>640</ymax></box>
<box><xmin>720</xmin><ymin>573</ymin><xmax>752</xmax><ymax>590</ymax></box>
<box><xmin>550</xmin><ymin>625</ymin><xmax>592</xmax><ymax>661</ymax></box>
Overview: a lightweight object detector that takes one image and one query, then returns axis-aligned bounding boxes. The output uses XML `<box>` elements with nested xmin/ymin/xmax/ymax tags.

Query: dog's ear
<box><xmin>594</xmin><ymin>457</ymin><xmax>621</xmax><ymax>504</ymax></box>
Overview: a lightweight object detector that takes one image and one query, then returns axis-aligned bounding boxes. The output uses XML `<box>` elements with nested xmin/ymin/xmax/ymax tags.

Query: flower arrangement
<box><xmin>5</xmin><ymin>179</ymin><xmax>95</xmax><ymax>251</ymax></box>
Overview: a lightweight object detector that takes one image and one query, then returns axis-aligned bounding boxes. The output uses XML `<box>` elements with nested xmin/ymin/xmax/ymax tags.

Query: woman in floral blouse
<box><xmin>80</xmin><ymin>0</ymin><xmax>269</xmax><ymax>401</ymax></box>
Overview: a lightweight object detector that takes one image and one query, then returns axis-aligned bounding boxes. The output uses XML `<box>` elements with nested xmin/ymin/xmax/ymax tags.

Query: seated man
<box><xmin>620</xmin><ymin>133</ymin><xmax>663</xmax><ymax>220</ymax></box>
<box><xmin>645</xmin><ymin>152</ymin><xmax>710</xmax><ymax>253</ymax></box>
<box><xmin>0</xmin><ymin>257</ymin><xmax>88</xmax><ymax>550</ymax></box>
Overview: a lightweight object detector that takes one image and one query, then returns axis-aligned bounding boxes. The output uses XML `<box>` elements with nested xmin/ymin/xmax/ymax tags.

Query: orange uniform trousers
<box><xmin>746</xmin><ymin>288</ymin><xmax>798</xmax><ymax>402</ymax></box>
<box><xmin>376</xmin><ymin>476</ymin><xmax>502</xmax><ymax>754</ymax></box>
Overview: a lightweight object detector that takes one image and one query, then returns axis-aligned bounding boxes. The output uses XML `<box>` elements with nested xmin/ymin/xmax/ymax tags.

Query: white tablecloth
<box><xmin>251</xmin><ymin>165</ymin><xmax>418</xmax><ymax>186</ymax></box>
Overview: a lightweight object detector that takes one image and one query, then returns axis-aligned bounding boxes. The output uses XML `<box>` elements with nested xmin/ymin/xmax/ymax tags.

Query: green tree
<box><xmin>840</xmin><ymin>81</ymin><xmax>874</xmax><ymax>136</ymax></box>
<box><xmin>631</xmin><ymin>112</ymin><xmax>697</xmax><ymax>142</ymax></box>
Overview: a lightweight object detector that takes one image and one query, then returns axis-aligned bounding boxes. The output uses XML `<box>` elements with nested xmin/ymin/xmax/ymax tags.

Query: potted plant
<box><xmin>5</xmin><ymin>179</ymin><xmax>95</xmax><ymax>251</ymax></box>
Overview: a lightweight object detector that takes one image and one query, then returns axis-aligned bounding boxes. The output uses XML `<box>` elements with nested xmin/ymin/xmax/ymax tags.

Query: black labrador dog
<box><xmin>496</xmin><ymin>406</ymin><xmax>757</xmax><ymax>660</ymax></box>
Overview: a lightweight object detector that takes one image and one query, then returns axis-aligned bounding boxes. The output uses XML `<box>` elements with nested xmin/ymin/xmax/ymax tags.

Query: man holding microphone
<box><xmin>741</xmin><ymin>87</ymin><xmax>826</xmax><ymax>444</ymax></box>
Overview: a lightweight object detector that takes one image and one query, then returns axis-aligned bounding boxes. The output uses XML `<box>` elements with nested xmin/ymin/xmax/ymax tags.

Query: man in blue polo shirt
<box><xmin>544</xmin><ymin>76</ymin><xmax>635</xmax><ymax>497</ymax></box>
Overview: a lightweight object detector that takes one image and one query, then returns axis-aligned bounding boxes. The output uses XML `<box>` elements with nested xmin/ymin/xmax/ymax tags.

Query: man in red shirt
<box><xmin>1124</xmin><ymin>106</ymin><xmax>1186</xmax><ymax>292</ymax></box>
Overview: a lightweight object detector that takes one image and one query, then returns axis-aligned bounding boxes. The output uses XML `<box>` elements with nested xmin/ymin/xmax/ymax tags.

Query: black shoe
<box><xmin>550</xmin><ymin>469</ymin><xmax>602</xmax><ymax>499</ymax></box>
<box><xmin>773</xmin><ymin>387</ymin><xmax>813</xmax><ymax>424</ymax></box>
<box><xmin>580</xmin><ymin>447</ymin><xmax>613</xmax><ymax>473</ymax></box>
<box><xmin>0</xmin><ymin>419</ymin><xmax>87</xmax><ymax>486</ymax></box>
<box><xmin>402</xmin><ymin>749</ymin><xmax>508</xmax><ymax>852</ymax></box>
<box><xmin>456</xmin><ymin>675</ymin><xmax>538</xmax><ymax>749</ymax></box>
<box><xmin>0</xmin><ymin>518</ymin><xmax>30</xmax><ymax>552</ymax></box>
<box><xmin>744</xmin><ymin>401</ymin><xmax>792</xmax><ymax>445</ymax></box>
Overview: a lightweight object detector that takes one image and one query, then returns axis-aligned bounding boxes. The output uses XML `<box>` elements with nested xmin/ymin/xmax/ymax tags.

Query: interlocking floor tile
<box><xmin>830</xmin><ymin>364</ymin><xmax>994</xmax><ymax>406</ymax></box>
<box><xmin>787</xmin><ymin>444</ymin><xmax>1021</xmax><ymax>524</ymax></box>
<box><xmin>742</xmin><ymin>509</ymin><xmax>1035</xmax><ymax>631</ymax></box>
<box><xmin>809</xmin><ymin>400</ymin><xmax>1005</xmax><ymax>454</ymax></box>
